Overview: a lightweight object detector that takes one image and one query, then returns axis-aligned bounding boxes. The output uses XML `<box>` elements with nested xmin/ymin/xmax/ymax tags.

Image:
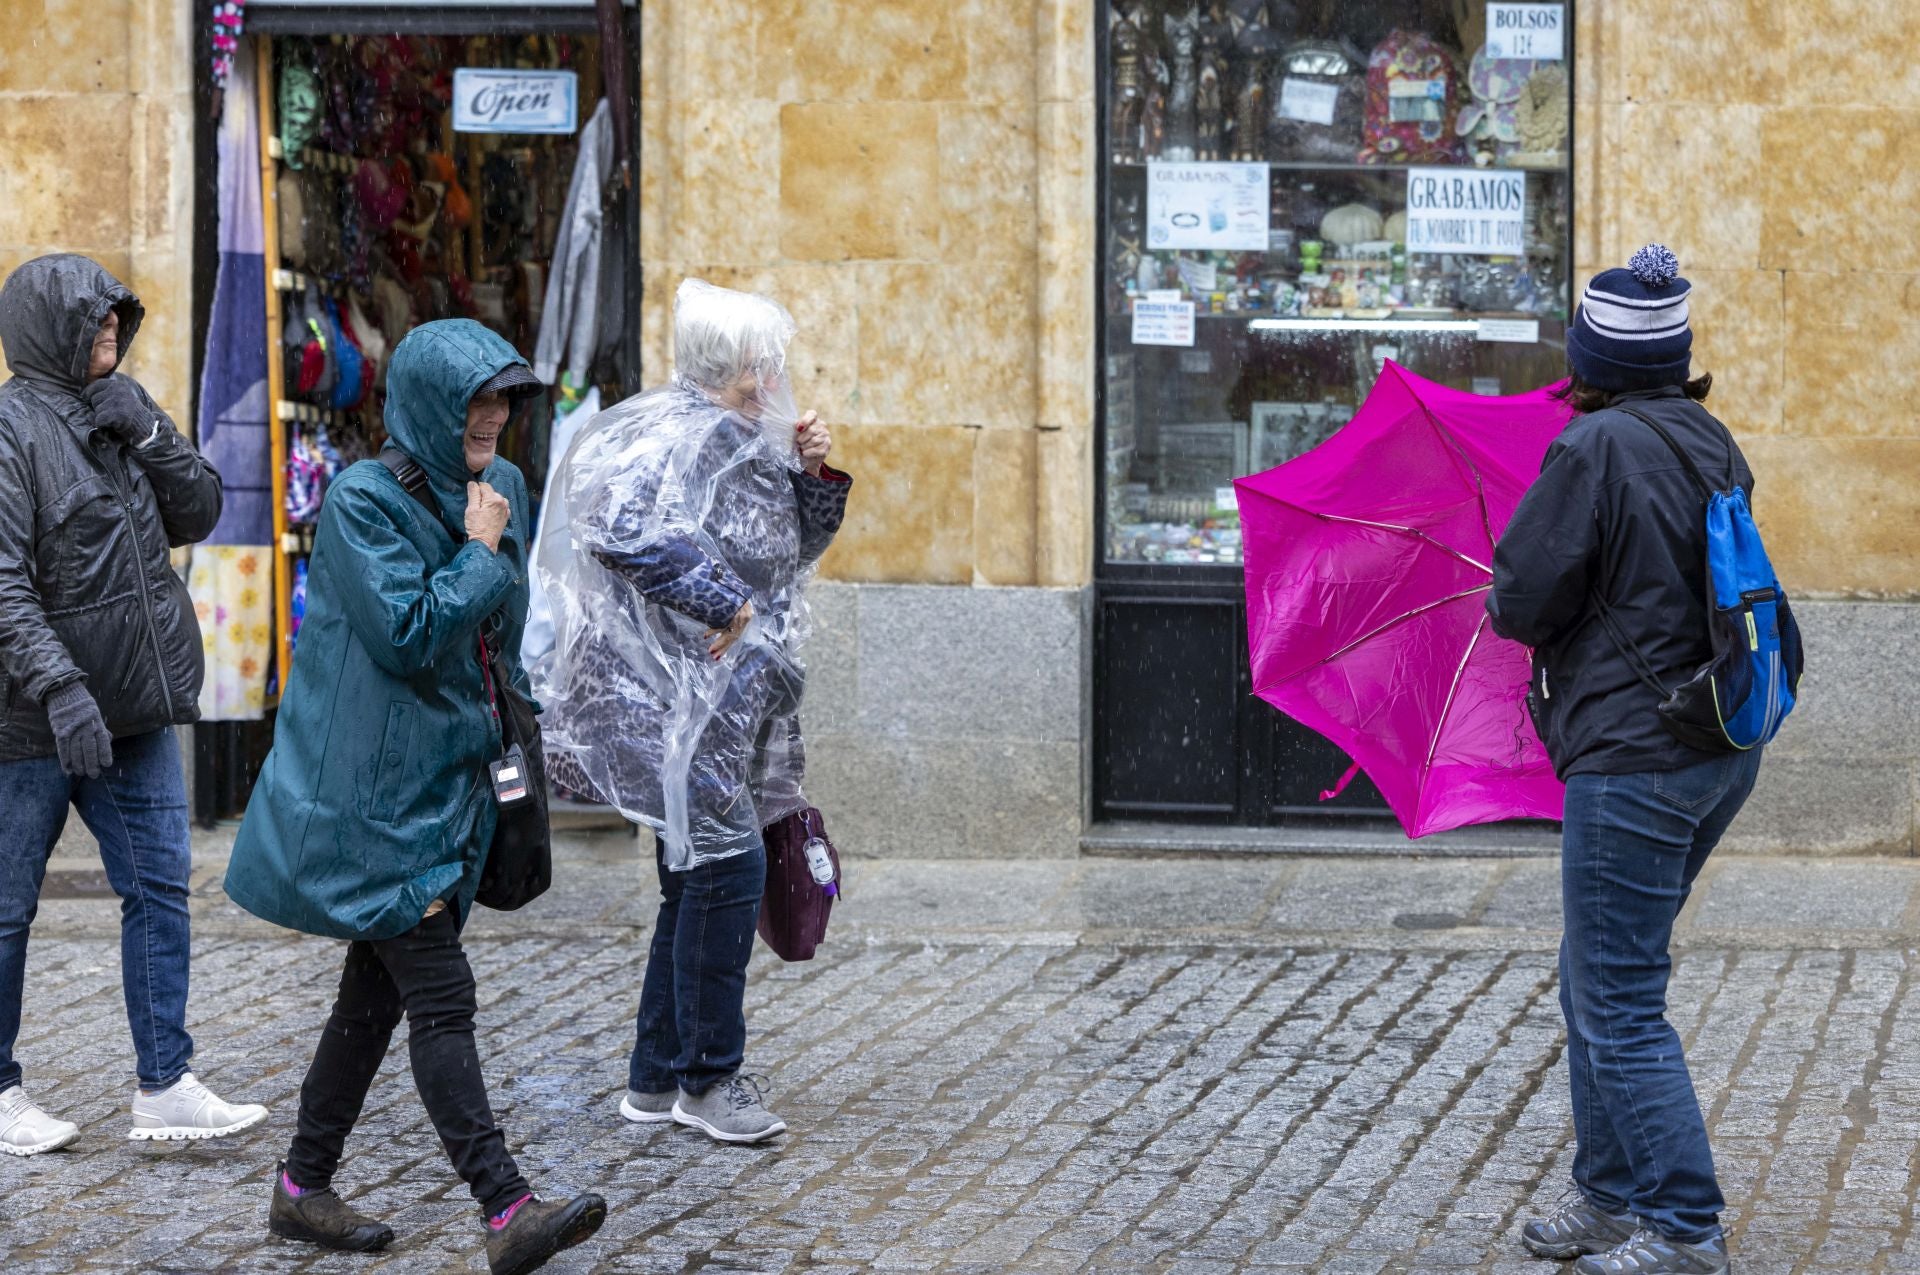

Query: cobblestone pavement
<box><xmin>6</xmin><ymin>832</ymin><xmax>1920</xmax><ymax>1273</ymax></box>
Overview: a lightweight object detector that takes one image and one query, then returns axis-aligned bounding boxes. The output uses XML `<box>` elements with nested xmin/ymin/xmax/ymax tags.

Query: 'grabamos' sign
<box><xmin>453</xmin><ymin>69</ymin><xmax>579</xmax><ymax>135</ymax></box>
<box><xmin>1403</xmin><ymin>168</ymin><xmax>1527</xmax><ymax>255</ymax></box>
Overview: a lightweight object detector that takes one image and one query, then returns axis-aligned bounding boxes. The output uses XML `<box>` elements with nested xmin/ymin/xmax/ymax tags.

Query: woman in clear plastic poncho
<box><xmin>531</xmin><ymin>280</ymin><xmax>851</xmax><ymax>1143</ymax></box>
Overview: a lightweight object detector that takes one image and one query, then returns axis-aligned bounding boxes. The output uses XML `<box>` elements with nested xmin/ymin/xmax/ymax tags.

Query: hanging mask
<box><xmin>279</xmin><ymin>63</ymin><xmax>324</xmax><ymax>167</ymax></box>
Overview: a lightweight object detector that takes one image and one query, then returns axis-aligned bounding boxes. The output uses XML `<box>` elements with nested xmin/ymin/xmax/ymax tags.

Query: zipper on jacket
<box><xmin>1540</xmin><ymin>668</ymin><xmax>1551</xmax><ymax>700</ymax></box>
<box><xmin>110</xmin><ymin>456</ymin><xmax>174</xmax><ymax>716</ymax></box>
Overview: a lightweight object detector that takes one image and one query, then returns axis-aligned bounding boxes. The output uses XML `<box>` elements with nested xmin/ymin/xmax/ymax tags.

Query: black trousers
<box><xmin>286</xmin><ymin>908</ymin><xmax>529</xmax><ymax>1216</ymax></box>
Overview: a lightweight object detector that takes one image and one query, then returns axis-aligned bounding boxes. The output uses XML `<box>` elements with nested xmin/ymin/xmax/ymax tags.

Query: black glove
<box><xmin>44</xmin><ymin>682</ymin><xmax>113</xmax><ymax>779</ymax></box>
<box><xmin>80</xmin><ymin>375</ymin><xmax>159</xmax><ymax>448</ymax></box>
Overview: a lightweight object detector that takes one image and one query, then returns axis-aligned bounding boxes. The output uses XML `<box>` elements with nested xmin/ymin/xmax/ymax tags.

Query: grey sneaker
<box><xmin>618</xmin><ymin>1089</ymin><xmax>675</xmax><ymax>1125</ymax></box>
<box><xmin>671</xmin><ymin>1074</ymin><xmax>786</xmax><ymax>1145</ymax></box>
<box><xmin>1574</xmin><ymin>1229</ymin><xmax>1730</xmax><ymax>1275</ymax></box>
<box><xmin>0</xmin><ymin>1086</ymin><xmax>79</xmax><ymax>1156</ymax></box>
<box><xmin>1523</xmin><ymin>1186</ymin><xmax>1637</xmax><ymax>1259</ymax></box>
<box><xmin>128</xmin><ymin>1072</ymin><xmax>268</xmax><ymax>1142</ymax></box>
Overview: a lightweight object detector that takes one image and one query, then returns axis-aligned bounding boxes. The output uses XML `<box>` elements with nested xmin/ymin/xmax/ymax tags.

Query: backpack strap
<box><xmin>1585</xmin><ymin>402</ymin><xmax>1738</xmax><ymax>703</ymax></box>
<box><xmin>375</xmin><ymin>447</ymin><xmax>439</xmax><ymax>522</ymax></box>
<box><xmin>1588</xmin><ymin>588</ymin><xmax>1672</xmax><ymax>700</ymax></box>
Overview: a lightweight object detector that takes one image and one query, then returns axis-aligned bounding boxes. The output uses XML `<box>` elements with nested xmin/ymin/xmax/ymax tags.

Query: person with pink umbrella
<box><xmin>1491</xmin><ymin>246</ymin><xmax>1764</xmax><ymax>1275</ymax></box>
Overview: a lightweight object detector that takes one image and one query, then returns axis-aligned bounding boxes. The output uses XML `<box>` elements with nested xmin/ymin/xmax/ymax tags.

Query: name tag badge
<box><xmin>490</xmin><ymin>744</ymin><xmax>531</xmax><ymax>808</ymax></box>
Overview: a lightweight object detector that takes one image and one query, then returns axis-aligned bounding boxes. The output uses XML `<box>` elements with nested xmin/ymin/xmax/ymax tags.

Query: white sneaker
<box><xmin>0</xmin><ymin>1085</ymin><xmax>80</xmax><ymax>1156</ymax></box>
<box><xmin>128</xmin><ymin>1072</ymin><xmax>268</xmax><ymax>1142</ymax></box>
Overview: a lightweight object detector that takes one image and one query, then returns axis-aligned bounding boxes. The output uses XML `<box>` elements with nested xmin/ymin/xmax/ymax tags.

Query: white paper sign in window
<box><xmin>1132</xmin><ymin>300</ymin><xmax>1196</xmax><ymax>347</ymax></box>
<box><xmin>1486</xmin><ymin>4</ymin><xmax>1566</xmax><ymax>60</ymax></box>
<box><xmin>1404</xmin><ymin>167</ymin><xmax>1527</xmax><ymax>255</ymax></box>
<box><xmin>453</xmin><ymin>68</ymin><xmax>579</xmax><ymax>134</ymax></box>
<box><xmin>1147</xmin><ymin>162</ymin><xmax>1270</xmax><ymax>252</ymax></box>
<box><xmin>1277</xmin><ymin>77</ymin><xmax>1340</xmax><ymax>127</ymax></box>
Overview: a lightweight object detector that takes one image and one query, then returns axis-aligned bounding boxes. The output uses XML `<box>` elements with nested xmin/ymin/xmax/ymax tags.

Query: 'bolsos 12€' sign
<box><xmin>1485</xmin><ymin>4</ymin><xmax>1565</xmax><ymax>60</ymax></box>
<box><xmin>453</xmin><ymin>69</ymin><xmax>579</xmax><ymax>135</ymax></box>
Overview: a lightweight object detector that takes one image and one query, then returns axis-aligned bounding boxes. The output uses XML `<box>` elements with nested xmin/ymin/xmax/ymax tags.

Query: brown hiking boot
<box><xmin>267</xmin><ymin>1162</ymin><xmax>394</xmax><ymax>1252</ymax></box>
<box><xmin>485</xmin><ymin>1192</ymin><xmax>607</xmax><ymax>1275</ymax></box>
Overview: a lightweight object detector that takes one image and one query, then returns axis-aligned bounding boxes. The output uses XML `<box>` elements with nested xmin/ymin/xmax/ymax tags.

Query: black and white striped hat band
<box><xmin>1577</xmin><ymin>284</ymin><xmax>1691</xmax><ymax>343</ymax></box>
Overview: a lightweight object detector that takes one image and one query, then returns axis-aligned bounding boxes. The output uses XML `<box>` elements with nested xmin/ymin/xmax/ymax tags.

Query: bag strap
<box><xmin>1585</xmin><ymin>402</ymin><xmax>1737</xmax><ymax>702</ymax></box>
<box><xmin>375</xmin><ymin>447</ymin><xmax>439</xmax><ymax>521</ymax></box>
<box><xmin>1587</xmin><ymin>588</ymin><xmax>1671</xmax><ymax>700</ymax></box>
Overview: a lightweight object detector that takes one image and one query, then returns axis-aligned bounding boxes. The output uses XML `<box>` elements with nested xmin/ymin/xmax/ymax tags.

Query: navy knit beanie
<box><xmin>1565</xmin><ymin>244</ymin><xmax>1693</xmax><ymax>392</ymax></box>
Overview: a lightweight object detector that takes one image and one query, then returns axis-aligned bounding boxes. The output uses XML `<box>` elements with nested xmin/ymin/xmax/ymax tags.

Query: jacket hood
<box><xmin>383</xmin><ymin>318</ymin><xmax>531</xmax><ymax>491</ymax></box>
<box><xmin>0</xmin><ymin>254</ymin><xmax>143</xmax><ymax>392</ymax></box>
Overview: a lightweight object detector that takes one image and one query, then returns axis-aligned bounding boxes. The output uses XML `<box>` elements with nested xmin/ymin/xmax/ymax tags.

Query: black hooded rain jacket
<box><xmin>0</xmin><ymin>254</ymin><xmax>223</xmax><ymax>761</ymax></box>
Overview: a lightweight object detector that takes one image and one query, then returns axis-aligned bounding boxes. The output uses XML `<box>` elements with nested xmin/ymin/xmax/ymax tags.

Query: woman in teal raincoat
<box><xmin>225</xmin><ymin>321</ymin><xmax>604</xmax><ymax>1274</ymax></box>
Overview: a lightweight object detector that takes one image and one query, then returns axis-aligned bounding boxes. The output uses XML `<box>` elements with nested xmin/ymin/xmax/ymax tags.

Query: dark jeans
<box><xmin>630</xmin><ymin>837</ymin><xmax>766</xmax><ymax>1096</ymax></box>
<box><xmin>1560</xmin><ymin>749</ymin><xmax>1764</xmax><ymax>1245</ymax></box>
<box><xmin>0</xmin><ymin>728</ymin><xmax>193</xmax><ymax>1091</ymax></box>
<box><xmin>287</xmin><ymin>908</ymin><xmax>529</xmax><ymax>1216</ymax></box>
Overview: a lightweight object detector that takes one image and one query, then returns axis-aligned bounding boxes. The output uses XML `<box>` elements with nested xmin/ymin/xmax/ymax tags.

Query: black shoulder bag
<box><xmin>377</xmin><ymin>449</ymin><xmax>552</xmax><ymax>911</ymax></box>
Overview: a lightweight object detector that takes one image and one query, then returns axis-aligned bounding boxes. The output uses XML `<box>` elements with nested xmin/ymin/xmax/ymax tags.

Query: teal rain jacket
<box><xmin>225</xmin><ymin>320</ymin><xmax>534</xmax><ymax>940</ymax></box>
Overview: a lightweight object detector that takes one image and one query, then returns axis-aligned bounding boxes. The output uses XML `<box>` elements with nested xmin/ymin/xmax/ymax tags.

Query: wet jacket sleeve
<box><xmin>0</xmin><ymin>437</ymin><xmax>84</xmax><ymax>701</ymax></box>
<box><xmin>126</xmin><ymin>381</ymin><xmax>224</xmax><ymax>547</ymax></box>
<box><xmin>573</xmin><ymin>443</ymin><xmax>753</xmax><ymax>631</ymax></box>
<box><xmin>320</xmin><ymin>480</ymin><xmax>518</xmax><ymax>680</ymax></box>
<box><xmin>792</xmin><ymin>465</ymin><xmax>852</xmax><ymax>565</ymax></box>
<box><xmin>1489</xmin><ymin>440</ymin><xmax>1602</xmax><ymax>648</ymax></box>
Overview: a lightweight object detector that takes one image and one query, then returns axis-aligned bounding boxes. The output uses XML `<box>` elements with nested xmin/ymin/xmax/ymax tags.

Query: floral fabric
<box><xmin>189</xmin><ymin>546</ymin><xmax>273</xmax><ymax>720</ymax></box>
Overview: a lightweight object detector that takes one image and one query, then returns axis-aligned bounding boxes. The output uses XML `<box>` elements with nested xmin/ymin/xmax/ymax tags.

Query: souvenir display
<box><xmin>1102</xmin><ymin>0</ymin><xmax>1574</xmax><ymax>565</ymax></box>
<box><xmin>1232</xmin><ymin>52</ymin><xmax>1268</xmax><ymax>161</ymax></box>
<box><xmin>1111</xmin><ymin>13</ymin><xmax>1148</xmax><ymax>164</ymax></box>
<box><xmin>1195</xmin><ymin>14</ymin><xmax>1230</xmax><ymax>161</ymax></box>
<box><xmin>1160</xmin><ymin>9</ymin><xmax>1203</xmax><ymax>161</ymax></box>
<box><xmin>1455</xmin><ymin>46</ymin><xmax>1532</xmax><ymax>166</ymax></box>
<box><xmin>1266</xmin><ymin>39</ymin><xmax>1366</xmax><ymax>162</ymax></box>
<box><xmin>1318</xmin><ymin>203</ymin><xmax>1385</xmax><ymax>249</ymax></box>
<box><xmin>1512</xmin><ymin>63</ymin><xmax>1571</xmax><ymax>165</ymax></box>
<box><xmin>1359</xmin><ymin>30</ymin><xmax>1466</xmax><ymax>165</ymax></box>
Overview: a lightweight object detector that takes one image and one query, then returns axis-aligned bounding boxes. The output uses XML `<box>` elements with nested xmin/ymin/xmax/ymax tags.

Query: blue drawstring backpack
<box><xmin>1595</xmin><ymin>406</ymin><xmax>1804</xmax><ymax>753</ymax></box>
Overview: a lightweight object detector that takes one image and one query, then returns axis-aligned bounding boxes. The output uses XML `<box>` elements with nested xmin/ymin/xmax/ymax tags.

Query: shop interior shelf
<box><xmin>1109</xmin><ymin>311</ymin><xmax>1566</xmax><ymax>331</ymax></box>
<box><xmin>1109</xmin><ymin>158</ymin><xmax>1569</xmax><ymax>174</ymax></box>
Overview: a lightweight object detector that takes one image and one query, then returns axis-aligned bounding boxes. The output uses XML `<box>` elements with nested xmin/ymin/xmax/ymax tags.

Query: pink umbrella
<box><xmin>1234</xmin><ymin>361</ymin><xmax>1570</xmax><ymax>837</ymax></box>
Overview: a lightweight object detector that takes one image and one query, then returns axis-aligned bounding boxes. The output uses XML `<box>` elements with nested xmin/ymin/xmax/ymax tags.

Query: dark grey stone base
<box><xmin>799</xmin><ymin>589</ymin><xmax>1912</xmax><ymax>859</ymax></box>
<box><xmin>801</xmin><ymin>583</ymin><xmax>1088</xmax><ymax>859</ymax></box>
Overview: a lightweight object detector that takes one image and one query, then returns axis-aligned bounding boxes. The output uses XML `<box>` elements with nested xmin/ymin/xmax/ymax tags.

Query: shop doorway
<box><xmin>189</xmin><ymin>3</ymin><xmax>640</xmax><ymax>824</ymax></box>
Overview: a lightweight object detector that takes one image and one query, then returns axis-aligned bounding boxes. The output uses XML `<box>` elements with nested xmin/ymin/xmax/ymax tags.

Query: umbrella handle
<box><xmin>1319</xmin><ymin>761</ymin><xmax>1363</xmax><ymax>803</ymax></box>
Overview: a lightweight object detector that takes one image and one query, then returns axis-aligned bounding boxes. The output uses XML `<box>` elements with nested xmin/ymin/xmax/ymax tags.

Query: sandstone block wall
<box><xmin>638</xmin><ymin>0</ymin><xmax>1096</xmax><ymax>589</ymax></box>
<box><xmin>1574</xmin><ymin>0</ymin><xmax>1920</xmax><ymax>599</ymax></box>
<box><xmin>0</xmin><ymin>0</ymin><xmax>195</xmax><ymax>429</ymax></box>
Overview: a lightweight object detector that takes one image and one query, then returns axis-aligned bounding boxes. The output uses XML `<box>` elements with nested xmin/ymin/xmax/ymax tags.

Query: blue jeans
<box><xmin>0</xmin><ymin>729</ymin><xmax>194</xmax><ymax>1091</ymax></box>
<box><xmin>629</xmin><ymin>837</ymin><xmax>766</xmax><ymax>1096</ymax></box>
<box><xmin>1560</xmin><ymin>749</ymin><xmax>1764</xmax><ymax>1245</ymax></box>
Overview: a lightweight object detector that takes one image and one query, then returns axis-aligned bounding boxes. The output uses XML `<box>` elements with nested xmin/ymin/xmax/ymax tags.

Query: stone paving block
<box><xmin>1267</xmin><ymin>861</ymin><xmax>1500</xmax><ymax>932</ymax></box>
<box><xmin>15</xmin><ymin>850</ymin><xmax>1920</xmax><ymax>1273</ymax></box>
<box><xmin>1692</xmin><ymin>860</ymin><xmax>1916</xmax><ymax>930</ymax></box>
<box><xmin>1066</xmin><ymin>859</ymin><xmax>1290</xmax><ymax>930</ymax></box>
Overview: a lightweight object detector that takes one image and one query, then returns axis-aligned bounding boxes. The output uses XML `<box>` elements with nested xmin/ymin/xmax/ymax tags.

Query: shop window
<box><xmin>1101</xmin><ymin>0</ymin><xmax>1574</xmax><ymax>568</ymax></box>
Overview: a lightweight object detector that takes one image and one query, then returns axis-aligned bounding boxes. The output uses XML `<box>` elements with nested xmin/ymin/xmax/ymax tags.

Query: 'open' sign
<box><xmin>453</xmin><ymin>69</ymin><xmax>579</xmax><ymax>135</ymax></box>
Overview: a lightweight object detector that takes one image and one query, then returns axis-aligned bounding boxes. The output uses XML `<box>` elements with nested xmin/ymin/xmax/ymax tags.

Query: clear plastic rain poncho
<box><xmin>531</xmin><ymin>280</ymin><xmax>848</xmax><ymax>869</ymax></box>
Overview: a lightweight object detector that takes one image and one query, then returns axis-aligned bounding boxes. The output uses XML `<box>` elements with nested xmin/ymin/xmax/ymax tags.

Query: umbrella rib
<box><xmin>1424</xmin><ymin>610</ymin><xmax>1490</xmax><ymax>772</ymax></box>
<box><xmin>1311</xmin><ymin>511</ymin><xmax>1491</xmax><ymax>575</ymax></box>
<box><xmin>1247</xmin><ymin>495</ymin><xmax>1492</xmax><ymax>575</ymax></box>
<box><xmin>1264</xmin><ymin>584</ymin><xmax>1491</xmax><ymax>688</ymax></box>
<box><xmin>1396</xmin><ymin>363</ymin><xmax>1500</xmax><ymax>554</ymax></box>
